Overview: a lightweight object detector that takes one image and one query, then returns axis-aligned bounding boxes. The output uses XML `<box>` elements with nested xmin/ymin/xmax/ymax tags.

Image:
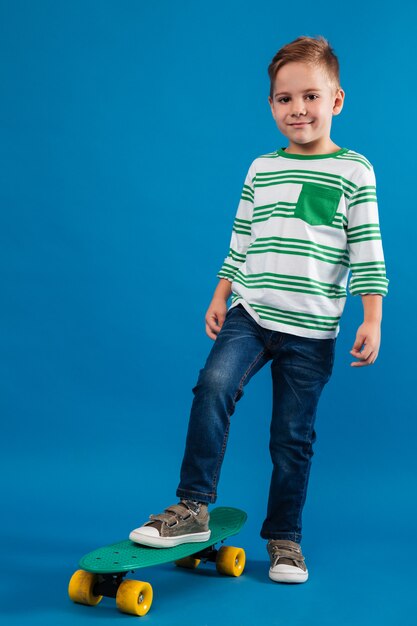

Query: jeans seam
<box><xmin>262</xmin><ymin>531</ymin><xmax>302</xmax><ymax>541</ymax></box>
<box><xmin>211</xmin><ymin>421</ymin><xmax>229</xmax><ymax>493</ymax></box>
<box><xmin>295</xmin><ymin>380</ymin><xmax>325</xmax><ymax>532</ymax></box>
<box><xmin>237</xmin><ymin>347</ymin><xmax>268</xmax><ymax>397</ymax></box>
<box><xmin>177</xmin><ymin>487</ymin><xmax>215</xmax><ymax>499</ymax></box>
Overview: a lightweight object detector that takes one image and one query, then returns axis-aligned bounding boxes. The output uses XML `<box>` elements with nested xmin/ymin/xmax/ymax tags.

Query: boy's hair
<box><xmin>268</xmin><ymin>35</ymin><xmax>340</xmax><ymax>99</ymax></box>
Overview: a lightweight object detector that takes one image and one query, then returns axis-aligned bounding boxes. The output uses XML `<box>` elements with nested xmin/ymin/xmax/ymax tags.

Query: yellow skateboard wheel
<box><xmin>216</xmin><ymin>546</ymin><xmax>246</xmax><ymax>577</ymax></box>
<box><xmin>174</xmin><ymin>556</ymin><xmax>201</xmax><ymax>569</ymax></box>
<box><xmin>68</xmin><ymin>569</ymin><xmax>103</xmax><ymax>606</ymax></box>
<box><xmin>116</xmin><ymin>579</ymin><xmax>153</xmax><ymax>616</ymax></box>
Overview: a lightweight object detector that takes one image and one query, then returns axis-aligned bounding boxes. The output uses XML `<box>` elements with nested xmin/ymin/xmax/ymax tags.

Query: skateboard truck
<box><xmin>92</xmin><ymin>572</ymin><xmax>128</xmax><ymax>599</ymax></box>
<box><xmin>186</xmin><ymin>542</ymin><xmax>223</xmax><ymax>563</ymax></box>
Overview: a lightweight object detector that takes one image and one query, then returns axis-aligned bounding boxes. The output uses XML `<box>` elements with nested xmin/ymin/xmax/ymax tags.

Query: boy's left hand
<box><xmin>350</xmin><ymin>321</ymin><xmax>381</xmax><ymax>367</ymax></box>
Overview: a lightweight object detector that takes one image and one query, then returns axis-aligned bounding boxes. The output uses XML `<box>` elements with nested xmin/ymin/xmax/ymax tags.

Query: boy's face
<box><xmin>268</xmin><ymin>61</ymin><xmax>345</xmax><ymax>153</ymax></box>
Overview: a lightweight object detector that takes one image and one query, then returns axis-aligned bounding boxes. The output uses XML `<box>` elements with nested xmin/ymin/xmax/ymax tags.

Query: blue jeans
<box><xmin>176</xmin><ymin>303</ymin><xmax>336</xmax><ymax>542</ymax></box>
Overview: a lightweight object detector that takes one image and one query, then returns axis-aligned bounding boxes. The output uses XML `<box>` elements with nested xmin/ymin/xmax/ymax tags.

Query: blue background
<box><xmin>1</xmin><ymin>1</ymin><xmax>416</xmax><ymax>624</ymax></box>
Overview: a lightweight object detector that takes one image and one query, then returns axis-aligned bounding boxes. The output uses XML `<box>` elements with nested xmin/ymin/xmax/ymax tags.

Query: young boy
<box><xmin>129</xmin><ymin>35</ymin><xmax>389</xmax><ymax>583</ymax></box>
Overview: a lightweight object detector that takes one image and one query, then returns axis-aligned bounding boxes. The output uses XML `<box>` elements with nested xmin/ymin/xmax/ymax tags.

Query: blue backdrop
<box><xmin>1</xmin><ymin>1</ymin><xmax>416</xmax><ymax>624</ymax></box>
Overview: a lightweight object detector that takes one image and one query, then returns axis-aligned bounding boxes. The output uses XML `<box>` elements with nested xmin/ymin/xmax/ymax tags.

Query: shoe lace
<box><xmin>148</xmin><ymin>502</ymin><xmax>195</xmax><ymax>527</ymax></box>
<box><xmin>269</xmin><ymin>540</ymin><xmax>305</xmax><ymax>568</ymax></box>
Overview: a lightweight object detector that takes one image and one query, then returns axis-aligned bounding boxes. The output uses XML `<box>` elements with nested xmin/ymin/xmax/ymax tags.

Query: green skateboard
<box><xmin>68</xmin><ymin>506</ymin><xmax>247</xmax><ymax>617</ymax></box>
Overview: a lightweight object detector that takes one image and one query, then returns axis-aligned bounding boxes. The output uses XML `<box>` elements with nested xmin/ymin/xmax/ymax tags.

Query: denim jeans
<box><xmin>176</xmin><ymin>303</ymin><xmax>336</xmax><ymax>542</ymax></box>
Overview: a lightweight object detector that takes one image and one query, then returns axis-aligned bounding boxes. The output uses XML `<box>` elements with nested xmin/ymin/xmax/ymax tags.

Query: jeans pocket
<box><xmin>294</xmin><ymin>182</ymin><xmax>343</xmax><ymax>226</ymax></box>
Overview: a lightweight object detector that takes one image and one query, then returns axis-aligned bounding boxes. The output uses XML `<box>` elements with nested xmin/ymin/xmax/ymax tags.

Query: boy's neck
<box><xmin>284</xmin><ymin>140</ymin><xmax>341</xmax><ymax>156</ymax></box>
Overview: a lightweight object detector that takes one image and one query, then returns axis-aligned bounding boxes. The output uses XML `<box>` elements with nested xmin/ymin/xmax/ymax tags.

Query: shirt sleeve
<box><xmin>346</xmin><ymin>164</ymin><xmax>389</xmax><ymax>296</ymax></box>
<box><xmin>216</xmin><ymin>161</ymin><xmax>256</xmax><ymax>282</ymax></box>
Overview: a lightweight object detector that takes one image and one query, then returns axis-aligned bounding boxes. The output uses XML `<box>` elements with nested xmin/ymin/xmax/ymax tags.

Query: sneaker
<box><xmin>267</xmin><ymin>539</ymin><xmax>309</xmax><ymax>583</ymax></box>
<box><xmin>129</xmin><ymin>500</ymin><xmax>211</xmax><ymax>548</ymax></box>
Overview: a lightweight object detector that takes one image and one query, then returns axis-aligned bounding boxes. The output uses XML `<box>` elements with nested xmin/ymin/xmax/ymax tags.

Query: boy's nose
<box><xmin>291</xmin><ymin>107</ymin><xmax>307</xmax><ymax>117</ymax></box>
<box><xmin>291</xmin><ymin>102</ymin><xmax>307</xmax><ymax>116</ymax></box>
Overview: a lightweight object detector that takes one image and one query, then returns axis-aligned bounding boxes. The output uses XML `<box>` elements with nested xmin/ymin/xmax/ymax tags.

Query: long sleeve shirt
<box><xmin>217</xmin><ymin>146</ymin><xmax>389</xmax><ymax>339</ymax></box>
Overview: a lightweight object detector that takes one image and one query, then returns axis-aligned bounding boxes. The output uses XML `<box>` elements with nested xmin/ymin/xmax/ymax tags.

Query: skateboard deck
<box><xmin>69</xmin><ymin>506</ymin><xmax>247</xmax><ymax>616</ymax></box>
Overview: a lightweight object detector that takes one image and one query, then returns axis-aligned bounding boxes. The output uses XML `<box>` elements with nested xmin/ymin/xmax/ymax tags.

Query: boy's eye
<box><xmin>277</xmin><ymin>95</ymin><xmax>318</xmax><ymax>103</ymax></box>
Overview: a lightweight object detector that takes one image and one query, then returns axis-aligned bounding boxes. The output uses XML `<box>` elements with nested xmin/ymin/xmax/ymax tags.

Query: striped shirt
<box><xmin>217</xmin><ymin>146</ymin><xmax>389</xmax><ymax>339</ymax></box>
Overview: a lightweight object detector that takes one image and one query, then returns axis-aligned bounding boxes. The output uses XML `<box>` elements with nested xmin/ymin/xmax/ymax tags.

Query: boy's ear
<box><xmin>333</xmin><ymin>88</ymin><xmax>345</xmax><ymax>115</ymax></box>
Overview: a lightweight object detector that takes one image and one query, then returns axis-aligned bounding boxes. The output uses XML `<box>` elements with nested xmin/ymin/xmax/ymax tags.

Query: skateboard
<box><xmin>68</xmin><ymin>506</ymin><xmax>247</xmax><ymax>617</ymax></box>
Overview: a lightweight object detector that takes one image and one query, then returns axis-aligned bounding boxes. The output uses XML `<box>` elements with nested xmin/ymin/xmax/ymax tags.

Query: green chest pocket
<box><xmin>294</xmin><ymin>182</ymin><xmax>343</xmax><ymax>226</ymax></box>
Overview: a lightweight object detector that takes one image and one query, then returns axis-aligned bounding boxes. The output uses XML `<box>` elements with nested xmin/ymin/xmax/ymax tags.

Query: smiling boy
<box><xmin>265</xmin><ymin>47</ymin><xmax>386</xmax><ymax>366</ymax></box>
<box><xmin>129</xmin><ymin>35</ymin><xmax>389</xmax><ymax>584</ymax></box>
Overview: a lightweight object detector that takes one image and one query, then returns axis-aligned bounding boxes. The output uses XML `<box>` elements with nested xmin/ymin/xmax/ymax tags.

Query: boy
<box><xmin>129</xmin><ymin>35</ymin><xmax>389</xmax><ymax>583</ymax></box>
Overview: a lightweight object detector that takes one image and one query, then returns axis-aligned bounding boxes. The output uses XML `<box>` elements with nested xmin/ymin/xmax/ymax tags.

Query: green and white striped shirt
<box><xmin>217</xmin><ymin>146</ymin><xmax>389</xmax><ymax>339</ymax></box>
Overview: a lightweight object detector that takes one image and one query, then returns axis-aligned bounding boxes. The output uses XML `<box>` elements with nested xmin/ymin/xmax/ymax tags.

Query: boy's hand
<box><xmin>350</xmin><ymin>321</ymin><xmax>381</xmax><ymax>367</ymax></box>
<box><xmin>205</xmin><ymin>298</ymin><xmax>228</xmax><ymax>340</ymax></box>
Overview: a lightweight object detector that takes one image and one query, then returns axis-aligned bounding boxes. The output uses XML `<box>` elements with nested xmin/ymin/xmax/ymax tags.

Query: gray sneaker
<box><xmin>267</xmin><ymin>539</ymin><xmax>309</xmax><ymax>583</ymax></box>
<box><xmin>129</xmin><ymin>500</ymin><xmax>211</xmax><ymax>548</ymax></box>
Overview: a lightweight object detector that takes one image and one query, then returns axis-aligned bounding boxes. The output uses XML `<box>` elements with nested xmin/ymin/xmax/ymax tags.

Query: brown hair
<box><xmin>268</xmin><ymin>35</ymin><xmax>340</xmax><ymax>100</ymax></box>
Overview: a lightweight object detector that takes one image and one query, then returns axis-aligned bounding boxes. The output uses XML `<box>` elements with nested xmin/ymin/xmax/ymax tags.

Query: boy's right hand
<box><xmin>205</xmin><ymin>299</ymin><xmax>228</xmax><ymax>340</ymax></box>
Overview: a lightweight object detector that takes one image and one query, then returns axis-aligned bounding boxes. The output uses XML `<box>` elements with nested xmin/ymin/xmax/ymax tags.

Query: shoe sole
<box><xmin>269</xmin><ymin>568</ymin><xmax>308</xmax><ymax>583</ymax></box>
<box><xmin>129</xmin><ymin>529</ymin><xmax>211</xmax><ymax>548</ymax></box>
